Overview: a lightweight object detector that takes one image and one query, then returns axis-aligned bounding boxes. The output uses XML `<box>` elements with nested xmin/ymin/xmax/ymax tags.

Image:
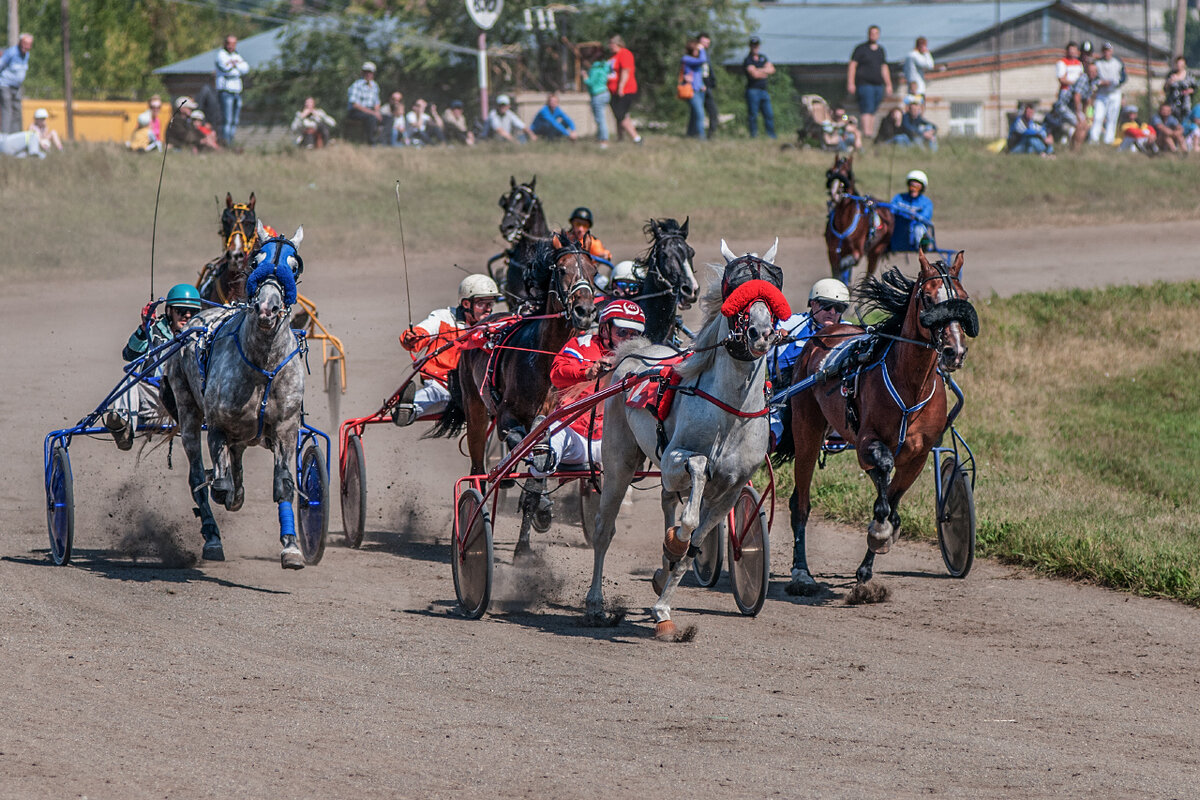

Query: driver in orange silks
<box><xmin>551</xmin><ymin>206</ymin><xmax>614</xmax><ymax>263</ymax></box>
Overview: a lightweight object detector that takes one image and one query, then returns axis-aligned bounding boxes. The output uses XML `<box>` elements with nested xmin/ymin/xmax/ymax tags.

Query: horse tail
<box><xmin>425</xmin><ymin>369</ymin><xmax>467</xmax><ymax>440</ymax></box>
<box><xmin>160</xmin><ymin>376</ymin><xmax>179</xmax><ymax>424</ymax></box>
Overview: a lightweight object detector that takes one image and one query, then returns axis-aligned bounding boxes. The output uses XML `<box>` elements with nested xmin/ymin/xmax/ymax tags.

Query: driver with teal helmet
<box><xmin>104</xmin><ymin>283</ymin><xmax>203</xmax><ymax>450</ymax></box>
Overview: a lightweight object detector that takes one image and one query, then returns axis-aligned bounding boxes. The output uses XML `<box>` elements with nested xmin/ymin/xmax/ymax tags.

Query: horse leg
<box><xmin>227</xmin><ymin>445</ymin><xmax>245</xmax><ymax>512</ymax></box>
<box><xmin>273</xmin><ymin>431</ymin><xmax>304</xmax><ymax>570</ymax></box>
<box><xmin>514</xmin><ymin>475</ymin><xmax>545</xmax><ymax>558</ymax></box>
<box><xmin>176</xmin><ymin>394</ymin><xmax>222</xmax><ymax>560</ymax></box>
<box><xmin>585</xmin><ymin>440</ymin><xmax>639</xmax><ymax>626</ymax></box>
<box><xmin>207</xmin><ymin>428</ymin><xmax>232</xmax><ymax>508</ymax></box>
<box><xmin>649</xmin><ymin>453</ymin><xmax>707</xmax><ymax>634</ymax></box>
<box><xmin>862</xmin><ymin>437</ymin><xmax>897</xmax><ymax>559</ymax></box>
<box><xmin>463</xmin><ymin>390</ymin><xmax>491</xmax><ymax>477</ymax></box>
<box><xmin>786</xmin><ymin>394</ymin><xmax>827</xmax><ymax>596</ymax></box>
<box><xmin>857</xmin><ymin>453</ymin><xmax>923</xmax><ymax>583</ymax></box>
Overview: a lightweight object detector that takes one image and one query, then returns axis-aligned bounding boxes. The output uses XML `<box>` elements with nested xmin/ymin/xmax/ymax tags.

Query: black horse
<box><xmin>198</xmin><ymin>193</ymin><xmax>259</xmax><ymax>305</ymax></box>
<box><xmin>491</xmin><ymin>176</ymin><xmax>551</xmax><ymax>307</ymax></box>
<box><xmin>631</xmin><ymin>218</ymin><xmax>701</xmax><ymax>344</ymax></box>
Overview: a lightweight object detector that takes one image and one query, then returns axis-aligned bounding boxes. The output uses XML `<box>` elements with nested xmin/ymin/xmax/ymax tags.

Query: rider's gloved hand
<box><xmin>141</xmin><ymin>302</ymin><xmax>157</xmax><ymax>326</ymax></box>
<box><xmin>399</xmin><ymin>326</ymin><xmax>421</xmax><ymax>351</ymax></box>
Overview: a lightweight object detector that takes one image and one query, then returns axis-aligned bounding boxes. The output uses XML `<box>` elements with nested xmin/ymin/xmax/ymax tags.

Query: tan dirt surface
<box><xmin>2</xmin><ymin>222</ymin><xmax>1199</xmax><ymax>799</ymax></box>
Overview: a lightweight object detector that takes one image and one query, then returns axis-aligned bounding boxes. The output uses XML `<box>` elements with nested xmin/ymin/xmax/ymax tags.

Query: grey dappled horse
<box><xmin>588</xmin><ymin>240</ymin><xmax>785</xmax><ymax>638</ymax></box>
<box><xmin>165</xmin><ymin>225</ymin><xmax>308</xmax><ymax>569</ymax></box>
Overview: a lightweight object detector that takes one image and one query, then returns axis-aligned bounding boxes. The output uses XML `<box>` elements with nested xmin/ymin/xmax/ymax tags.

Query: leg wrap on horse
<box><xmin>663</xmin><ymin>525</ymin><xmax>690</xmax><ymax>560</ymax></box>
<box><xmin>278</xmin><ymin>500</ymin><xmax>296</xmax><ymax>542</ymax></box>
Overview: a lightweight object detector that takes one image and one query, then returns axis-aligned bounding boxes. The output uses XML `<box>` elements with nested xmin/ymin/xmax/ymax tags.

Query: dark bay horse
<box><xmin>198</xmin><ymin>193</ymin><xmax>258</xmax><ymax>304</ymax></box>
<box><xmin>777</xmin><ymin>250</ymin><xmax>977</xmax><ymax>595</ymax></box>
<box><xmin>824</xmin><ymin>155</ymin><xmax>894</xmax><ymax>286</ymax></box>
<box><xmin>433</xmin><ymin>236</ymin><xmax>597</xmax><ymax>552</ymax></box>
<box><xmin>631</xmin><ymin>218</ymin><xmax>701</xmax><ymax>344</ymax></box>
<box><xmin>493</xmin><ymin>176</ymin><xmax>551</xmax><ymax>306</ymax></box>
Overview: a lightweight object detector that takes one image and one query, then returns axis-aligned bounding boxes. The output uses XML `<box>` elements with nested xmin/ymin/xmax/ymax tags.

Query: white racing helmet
<box><xmin>809</xmin><ymin>278</ymin><xmax>850</xmax><ymax>305</ymax></box>
<box><xmin>905</xmin><ymin>169</ymin><xmax>929</xmax><ymax>189</ymax></box>
<box><xmin>458</xmin><ymin>274</ymin><xmax>503</xmax><ymax>302</ymax></box>
<box><xmin>612</xmin><ymin>260</ymin><xmax>638</xmax><ymax>282</ymax></box>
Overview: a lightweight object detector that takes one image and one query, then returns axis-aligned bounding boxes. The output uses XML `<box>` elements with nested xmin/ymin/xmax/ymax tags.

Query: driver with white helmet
<box><xmin>767</xmin><ymin>277</ymin><xmax>850</xmax><ymax>446</ymax></box>
<box><xmin>394</xmin><ymin>274</ymin><xmax>503</xmax><ymax>425</ymax></box>
<box><xmin>530</xmin><ymin>299</ymin><xmax>647</xmax><ymax>475</ymax></box>
<box><xmin>605</xmin><ymin>259</ymin><xmax>643</xmax><ymax>301</ymax></box>
<box><xmin>890</xmin><ymin>169</ymin><xmax>934</xmax><ymax>252</ymax></box>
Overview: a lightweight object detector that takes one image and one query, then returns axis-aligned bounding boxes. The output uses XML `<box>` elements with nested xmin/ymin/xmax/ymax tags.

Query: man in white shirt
<box><xmin>215</xmin><ymin>35</ymin><xmax>249</xmax><ymax>146</ymax></box>
<box><xmin>487</xmin><ymin>94</ymin><xmax>536</xmax><ymax>142</ymax></box>
<box><xmin>1090</xmin><ymin>42</ymin><xmax>1126</xmax><ymax>144</ymax></box>
<box><xmin>902</xmin><ymin>37</ymin><xmax>934</xmax><ymax>98</ymax></box>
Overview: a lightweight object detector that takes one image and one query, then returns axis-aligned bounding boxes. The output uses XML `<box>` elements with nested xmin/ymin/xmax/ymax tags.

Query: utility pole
<box><xmin>1172</xmin><ymin>0</ymin><xmax>1188</xmax><ymax>58</ymax></box>
<box><xmin>61</xmin><ymin>0</ymin><xmax>73</xmax><ymax>140</ymax></box>
<box><xmin>7</xmin><ymin>0</ymin><xmax>17</xmax><ymax>48</ymax></box>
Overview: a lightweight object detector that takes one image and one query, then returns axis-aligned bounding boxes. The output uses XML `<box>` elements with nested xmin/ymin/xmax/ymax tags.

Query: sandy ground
<box><xmin>2</xmin><ymin>221</ymin><xmax>1199</xmax><ymax>799</ymax></box>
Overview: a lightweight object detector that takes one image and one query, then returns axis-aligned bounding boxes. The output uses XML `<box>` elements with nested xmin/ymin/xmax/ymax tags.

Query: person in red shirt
<box><xmin>607</xmin><ymin>34</ymin><xmax>643</xmax><ymax>144</ymax></box>
<box><xmin>394</xmin><ymin>274</ymin><xmax>503</xmax><ymax>425</ymax></box>
<box><xmin>551</xmin><ymin>206</ymin><xmax>613</xmax><ymax>262</ymax></box>
<box><xmin>531</xmin><ymin>300</ymin><xmax>646</xmax><ymax>474</ymax></box>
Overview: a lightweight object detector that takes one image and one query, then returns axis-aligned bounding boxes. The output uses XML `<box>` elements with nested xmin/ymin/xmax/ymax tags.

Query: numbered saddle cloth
<box><xmin>624</xmin><ymin>355</ymin><xmax>687</xmax><ymax>421</ymax></box>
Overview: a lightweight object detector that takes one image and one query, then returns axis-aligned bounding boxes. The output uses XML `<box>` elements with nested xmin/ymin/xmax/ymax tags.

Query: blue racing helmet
<box><xmin>165</xmin><ymin>283</ymin><xmax>203</xmax><ymax>310</ymax></box>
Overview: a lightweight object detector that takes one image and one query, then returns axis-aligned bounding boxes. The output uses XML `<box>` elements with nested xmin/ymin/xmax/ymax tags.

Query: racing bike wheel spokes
<box><xmin>691</xmin><ymin>521</ymin><xmax>724</xmax><ymax>588</ymax></box>
<box><xmin>340</xmin><ymin>433</ymin><xmax>366</xmax><ymax>548</ymax></box>
<box><xmin>729</xmin><ymin>485</ymin><xmax>770</xmax><ymax>616</ymax></box>
<box><xmin>453</xmin><ymin>488</ymin><xmax>493</xmax><ymax>619</ymax></box>
<box><xmin>297</xmin><ymin>444</ymin><xmax>328</xmax><ymax>565</ymax></box>
<box><xmin>47</xmin><ymin>445</ymin><xmax>75</xmax><ymax>566</ymax></box>
<box><xmin>937</xmin><ymin>456</ymin><xmax>976</xmax><ymax>579</ymax></box>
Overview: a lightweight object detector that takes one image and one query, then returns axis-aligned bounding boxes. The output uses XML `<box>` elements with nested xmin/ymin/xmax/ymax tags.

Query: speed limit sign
<box><xmin>465</xmin><ymin>0</ymin><xmax>502</xmax><ymax>30</ymax></box>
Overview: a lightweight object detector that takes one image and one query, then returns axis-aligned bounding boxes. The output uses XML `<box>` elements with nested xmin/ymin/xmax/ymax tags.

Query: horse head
<box><xmin>544</xmin><ymin>234</ymin><xmax>598</xmax><ymax>331</ymax></box>
<box><xmin>718</xmin><ymin>238</ymin><xmax>790</xmax><ymax>361</ymax></box>
<box><xmin>914</xmin><ymin>250</ymin><xmax>976</xmax><ymax>373</ymax></box>
<box><xmin>498</xmin><ymin>176</ymin><xmax>542</xmax><ymax>243</ymax></box>
<box><xmin>221</xmin><ymin>192</ymin><xmax>258</xmax><ymax>260</ymax></box>
<box><xmin>644</xmin><ymin>217</ymin><xmax>699</xmax><ymax>309</ymax></box>
<box><xmin>826</xmin><ymin>154</ymin><xmax>855</xmax><ymax>202</ymax></box>
<box><xmin>250</xmin><ymin>222</ymin><xmax>304</xmax><ymax>328</ymax></box>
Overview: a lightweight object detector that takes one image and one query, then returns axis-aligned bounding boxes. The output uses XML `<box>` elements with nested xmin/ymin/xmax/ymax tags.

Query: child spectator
<box><xmin>127</xmin><ymin>110</ymin><xmax>161</xmax><ymax>152</ymax></box>
<box><xmin>1119</xmin><ymin>106</ymin><xmax>1157</xmax><ymax>155</ymax></box>
<box><xmin>406</xmin><ymin>98</ymin><xmax>445</xmax><ymax>145</ymax></box>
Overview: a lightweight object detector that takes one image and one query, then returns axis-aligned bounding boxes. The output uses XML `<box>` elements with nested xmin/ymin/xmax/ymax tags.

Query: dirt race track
<box><xmin>3</xmin><ymin>220</ymin><xmax>1199</xmax><ymax>799</ymax></box>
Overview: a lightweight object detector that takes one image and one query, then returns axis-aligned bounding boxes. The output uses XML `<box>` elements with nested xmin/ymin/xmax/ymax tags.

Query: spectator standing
<box><xmin>902</xmin><ymin>37</ymin><xmax>934</xmax><ymax>98</ymax></box>
<box><xmin>29</xmin><ymin>108</ymin><xmax>62</xmax><ymax>153</ymax></box>
<box><xmin>848</xmin><ymin>26</ymin><xmax>892</xmax><ymax>138</ymax></box>
<box><xmin>582</xmin><ymin>46</ymin><xmax>611</xmax><ymax>148</ymax></box>
<box><xmin>489</xmin><ymin>94</ymin><xmax>535</xmax><ymax>142</ymax></box>
<box><xmin>698</xmin><ymin>32</ymin><xmax>719</xmax><ymax>138</ymax></box>
<box><xmin>291</xmin><ymin>96</ymin><xmax>335</xmax><ymax>148</ymax></box>
<box><xmin>1007</xmin><ymin>103</ymin><xmax>1054</xmax><ymax>156</ymax></box>
<box><xmin>443</xmin><ymin>100</ymin><xmax>475</xmax><ymax>146</ymax></box>
<box><xmin>1090</xmin><ymin>43</ymin><xmax>1125</xmax><ymax>144</ymax></box>
<box><xmin>406</xmin><ymin>99</ymin><xmax>445</xmax><ymax>145</ymax></box>
<box><xmin>1055</xmin><ymin>42</ymin><xmax>1083</xmax><ymax>91</ymax></box>
<box><xmin>0</xmin><ymin>33</ymin><xmax>33</xmax><ymax>134</ymax></box>
<box><xmin>531</xmin><ymin>93</ymin><xmax>577</xmax><ymax>141</ymax></box>
<box><xmin>898</xmin><ymin>97</ymin><xmax>938</xmax><ymax>151</ymax></box>
<box><xmin>1151</xmin><ymin>102</ymin><xmax>1185</xmax><ymax>153</ymax></box>
<box><xmin>680</xmin><ymin>39</ymin><xmax>708</xmax><ymax>140</ymax></box>
<box><xmin>346</xmin><ymin>61</ymin><xmax>383</xmax><ymax>145</ymax></box>
<box><xmin>743</xmin><ymin>36</ymin><xmax>776</xmax><ymax>139</ymax></box>
<box><xmin>1163</xmin><ymin>56</ymin><xmax>1195</xmax><ymax>121</ymax></box>
<box><xmin>607</xmin><ymin>35</ymin><xmax>642</xmax><ymax>144</ymax></box>
<box><xmin>215</xmin><ymin>35</ymin><xmax>248</xmax><ymax>146</ymax></box>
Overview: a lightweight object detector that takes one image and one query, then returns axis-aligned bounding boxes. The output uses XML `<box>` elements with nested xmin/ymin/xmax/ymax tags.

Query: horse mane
<box><xmin>854</xmin><ymin>266</ymin><xmax>915</xmax><ymax>336</ymax></box>
<box><xmin>524</xmin><ymin>237</ymin><xmax>558</xmax><ymax>294</ymax></box>
<box><xmin>675</xmin><ymin>262</ymin><xmax>726</xmax><ymax>380</ymax></box>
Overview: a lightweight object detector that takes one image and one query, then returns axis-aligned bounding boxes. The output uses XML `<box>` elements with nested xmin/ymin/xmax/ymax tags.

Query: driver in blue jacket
<box><xmin>890</xmin><ymin>169</ymin><xmax>934</xmax><ymax>252</ymax></box>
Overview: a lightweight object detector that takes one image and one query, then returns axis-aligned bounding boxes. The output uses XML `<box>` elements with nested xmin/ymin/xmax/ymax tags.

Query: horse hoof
<box><xmin>654</xmin><ymin>620</ymin><xmax>678</xmax><ymax>641</ymax></box>
<box><xmin>651</xmin><ymin>568</ymin><xmax>668</xmax><ymax>596</ymax></box>
<box><xmin>785</xmin><ymin>569</ymin><xmax>819</xmax><ymax>597</ymax></box>
<box><xmin>867</xmin><ymin>521</ymin><xmax>894</xmax><ymax>554</ymax></box>
<box><xmin>280</xmin><ymin>536</ymin><xmax>305</xmax><ymax>570</ymax></box>
<box><xmin>202</xmin><ymin>541</ymin><xmax>225</xmax><ymax>561</ymax></box>
<box><xmin>210</xmin><ymin>487</ymin><xmax>227</xmax><ymax>506</ymax></box>
<box><xmin>532</xmin><ymin>504</ymin><xmax>553</xmax><ymax>533</ymax></box>
<box><xmin>224</xmin><ymin>486</ymin><xmax>244</xmax><ymax>512</ymax></box>
<box><xmin>513</xmin><ymin>540</ymin><xmax>534</xmax><ymax>561</ymax></box>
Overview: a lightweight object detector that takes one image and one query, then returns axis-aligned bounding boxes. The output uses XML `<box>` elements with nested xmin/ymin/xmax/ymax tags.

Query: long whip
<box><xmin>394</xmin><ymin>180</ymin><xmax>413</xmax><ymax>328</ymax></box>
<box><xmin>149</xmin><ymin>108</ymin><xmax>176</xmax><ymax>301</ymax></box>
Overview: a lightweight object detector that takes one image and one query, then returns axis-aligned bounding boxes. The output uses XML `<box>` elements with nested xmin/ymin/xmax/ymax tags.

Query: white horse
<box><xmin>587</xmin><ymin>240</ymin><xmax>789</xmax><ymax>638</ymax></box>
<box><xmin>165</xmin><ymin>225</ymin><xmax>308</xmax><ymax>568</ymax></box>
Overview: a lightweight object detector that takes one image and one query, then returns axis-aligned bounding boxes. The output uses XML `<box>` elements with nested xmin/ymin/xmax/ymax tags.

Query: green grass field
<box><xmin>770</xmin><ymin>281</ymin><xmax>1200</xmax><ymax>605</ymax></box>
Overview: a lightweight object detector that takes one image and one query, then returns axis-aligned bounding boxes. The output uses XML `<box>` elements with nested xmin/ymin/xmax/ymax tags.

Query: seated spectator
<box><xmin>190</xmin><ymin>109</ymin><xmax>220</xmax><ymax>150</ymax></box>
<box><xmin>0</xmin><ymin>130</ymin><xmax>42</xmax><ymax>158</ymax></box>
<box><xmin>165</xmin><ymin>96</ymin><xmax>217</xmax><ymax>152</ymax></box>
<box><xmin>1119</xmin><ymin>106</ymin><xmax>1158</xmax><ymax>154</ymax></box>
<box><xmin>406</xmin><ymin>98</ymin><xmax>445</xmax><ymax>145</ymax></box>
<box><xmin>530</xmin><ymin>92</ymin><xmax>578</xmax><ymax>141</ymax></box>
<box><xmin>1183</xmin><ymin>105</ymin><xmax>1200</xmax><ymax>151</ymax></box>
<box><xmin>29</xmin><ymin>108</ymin><xmax>63</xmax><ymax>153</ymax></box>
<box><xmin>383</xmin><ymin>91</ymin><xmax>409</xmax><ymax>147</ymax></box>
<box><xmin>897</xmin><ymin>97</ymin><xmax>938</xmax><ymax>151</ymax></box>
<box><xmin>443</xmin><ymin>100</ymin><xmax>475</xmax><ymax>146</ymax></box>
<box><xmin>488</xmin><ymin>94</ymin><xmax>535</xmax><ymax>143</ymax></box>
<box><xmin>147</xmin><ymin>95</ymin><xmax>164</xmax><ymax>145</ymax></box>
<box><xmin>291</xmin><ymin>96</ymin><xmax>336</xmax><ymax>148</ymax></box>
<box><xmin>826</xmin><ymin>105</ymin><xmax>861</xmax><ymax>151</ymax></box>
<box><xmin>194</xmin><ymin>82</ymin><xmax>224</xmax><ymax>141</ymax></box>
<box><xmin>127</xmin><ymin>110</ymin><xmax>161</xmax><ymax>152</ymax></box>
<box><xmin>346</xmin><ymin>61</ymin><xmax>382</xmax><ymax>145</ymax></box>
<box><xmin>1007</xmin><ymin>103</ymin><xmax>1054</xmax><ymax>156</ymax></box>
<box><xmin>1150</xmin><ymin>102</ymin><xmax>1185</xmax><ymax>154</ymax></box>
<box><xmin>875</xmin><ymin>106</ymin><xmax>905</xmax><ymax>145</ymax></box>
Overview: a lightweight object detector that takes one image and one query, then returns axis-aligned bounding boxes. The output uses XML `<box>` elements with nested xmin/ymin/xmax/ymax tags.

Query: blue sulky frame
<box><xmin>43</xmin><ymin>321</ymin><xmax>332</xmax><ymax>567</ymax></box>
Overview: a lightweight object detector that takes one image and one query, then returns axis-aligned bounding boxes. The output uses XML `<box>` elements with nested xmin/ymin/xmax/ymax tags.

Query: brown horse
<box><xmin>432</xmin><ymin>235</ymin><xmax>598</xmax><ymax>553</ymax></box>
<box><xmin>197</xmin><ymin>193</ymin><xmax>259</xmax><ymax>304</ymax></box>
<box><xmin>824</xmin><ymin>154</ymin><xmax>894</xmax><ymax>286</ymax></box>
<box><xmin>778</xmin><ymin>250</ymin><xmax>977</xmax><ymax>594</ymax></box>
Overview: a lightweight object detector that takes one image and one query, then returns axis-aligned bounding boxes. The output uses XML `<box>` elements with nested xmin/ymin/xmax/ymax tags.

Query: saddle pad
<box><xmin>624</xmin><ymin>356</ymin><xmax>686</xmax><ymax>421</ymax></box>
<box><xmin>817</xmin><ymin>333</ymin><xmax>871</xmax><ymax>378</ymax></box>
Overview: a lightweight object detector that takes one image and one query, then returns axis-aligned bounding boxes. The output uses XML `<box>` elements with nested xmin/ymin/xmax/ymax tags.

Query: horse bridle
<box><xmin>223</xmin><ymin>203</ymin><xmax>257</xmax><ymax>257</ymax></box>
<box><xmin>825</xmin><ymin>160</ymin><xmax>855</xmax><ymax>200</ymax></box>
<box><xmin>543</xmin><ymin>242</ymin><xmax>595</xmax><ymax>324</ymax></box>
<box><xmin>721</xmin><ymin>256</ymin><xmax>787</xmax><ymax>362</ymax></box>
<box><xmin>641</xmin><ymin>231</ymin><xmax>695</xmax><ymax>307</ymax></box>
<box><xmin>499</xmin><ymin>184</ymin><xmax>539</xmax><ymax>244</ymax></box>
<box><xmin>913</xmin><ymin>260</ymin><xmax>979</xmax><ymax>349</ymax></box>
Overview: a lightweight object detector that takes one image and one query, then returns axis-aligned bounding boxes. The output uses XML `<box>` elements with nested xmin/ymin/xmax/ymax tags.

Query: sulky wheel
<box><xmin>937</xmin><ymin>456</ymin><xmax>976</xmax><ymax>579</ymax></box>
<box><xmin>296</xmin><ymin>444</ymin><xmax>329</xmax><ymax>565</ymax></box>
<box><xmin>728</xmin><ymin>485</ymin><xmax>770</xmax><ymax>616</ymax></box>
<box><xmin>691</xmin><ymin>520</ymin><xmax>725</xmax><ymax>588</ymax></box>
<box><xmin>46</xmin><ymin>444</ymin><xmax>75</xmax><ymax>566</ymax></box>
<box><xmin>453</xmin><ymin>488</ymin><xmax>493</xmax><ymax>619</ymax></box>
<box><xmin>340</xmin><ymin>433</ymin><xmax>366</xmax><ymax>548</ymax></box>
